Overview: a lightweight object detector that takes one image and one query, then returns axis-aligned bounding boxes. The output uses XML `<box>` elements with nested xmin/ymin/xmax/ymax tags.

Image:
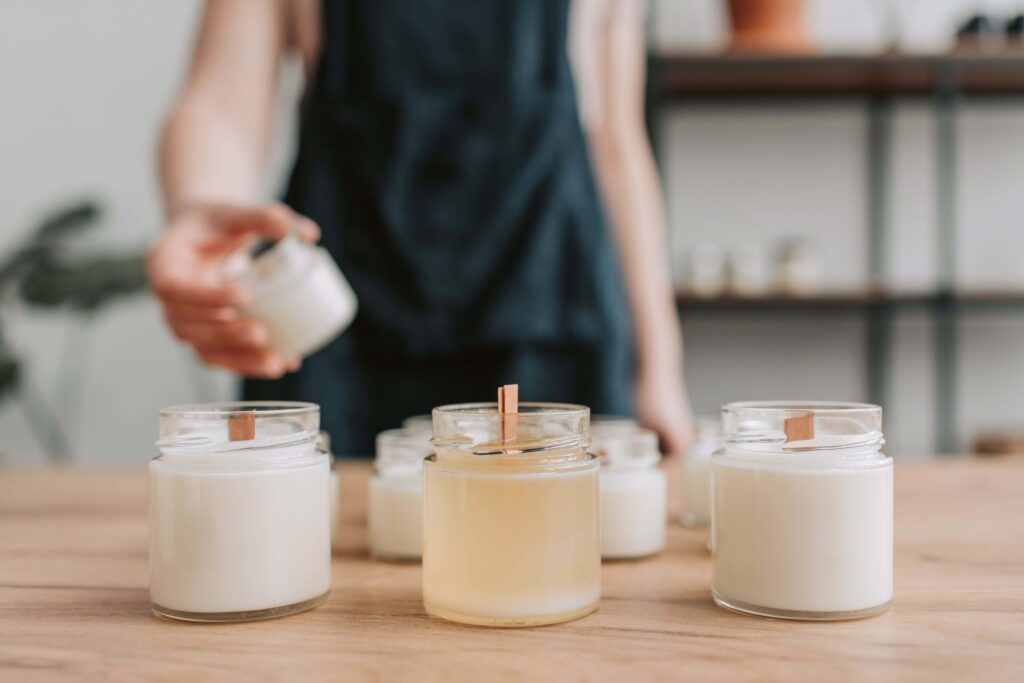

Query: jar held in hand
<box><xmin>237</xmin><ymin>237</ymin><xmax>357</xmax><ymax>358</ymax></box>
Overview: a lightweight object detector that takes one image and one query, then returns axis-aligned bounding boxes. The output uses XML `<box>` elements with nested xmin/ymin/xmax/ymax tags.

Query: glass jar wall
<box><xmin>423</xmin><ymin>402</ymin><xmax>600</xmax><ymax>627</ymax></box>
<box><xmin>711</xmin><ymin>401</ymin><xmax>893</xmax><ymax>620</ymax></box>
<box><xmin>149</xmin><ymin>402</ymin><xmax>331</xmax><ymax>622</ymax></box>
<box><xmin>591</xmin><ymin>417</ymin><xmax>666</xmax><ymax>560</ymax></box>
<box><xmin>368</xmin><ymin>428</ymin><xmax>432</xmax><ymax>561</ymax></box>
<box><xmin>680</xmin><ymin>416</ymin><xmax>721</xmax><ymax>528</ymax></box>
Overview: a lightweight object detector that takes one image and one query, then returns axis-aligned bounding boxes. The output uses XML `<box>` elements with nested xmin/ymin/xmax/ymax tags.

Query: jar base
<box><xmin>424</xmin><ymin>600</ymin><xmax>598</xmax><ymax>628</ymax></box>
<box><xmin>601</xmin><ymin>547</ymin><xmax>664</xmax><ymax>562</ymax></box>
<box><xmin>712</xmin><ymin>590</ymin><xmax>890</xmax><ymax>621</ymax></box>
<box><xmin>371</xmin><ymin>551</ymin><xmax>422</xmax><ymax>564</ymax></box>
<box><xmin>151</xmin><ymin>590</ymin><xmax>329</xmax><ymax>623</ymax></box>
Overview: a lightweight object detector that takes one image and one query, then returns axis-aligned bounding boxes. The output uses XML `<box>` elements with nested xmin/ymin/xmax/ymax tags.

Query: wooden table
<box><xmin>1</xmin><ymin>460</ymin><xmax>1022</xmax><ymax>682</ymax></box>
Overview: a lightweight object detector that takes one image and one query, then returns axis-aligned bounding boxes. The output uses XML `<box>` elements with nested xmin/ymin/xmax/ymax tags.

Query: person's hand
<box><xmin>635</xmin><ymin>367</ymin><xmax>694</xmax><ymax>460</ymax></box>
<box><xmin>146</xmin><ymin>202</ymin><xmax>320</xmax><ymax>378</ymax></box>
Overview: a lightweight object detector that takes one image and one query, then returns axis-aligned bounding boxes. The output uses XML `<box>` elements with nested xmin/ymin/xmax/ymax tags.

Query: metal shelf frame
<box><xmin>648</xmin><ymin>52</ymin><xmax>1024</xmax><ymax>453</ymax></box>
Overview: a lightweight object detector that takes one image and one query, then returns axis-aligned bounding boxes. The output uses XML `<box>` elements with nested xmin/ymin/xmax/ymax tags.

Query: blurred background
<box><xmin>3</xmin><ymin>0</ymin><xmax>1024</xmax><ymax>464</ymax></box>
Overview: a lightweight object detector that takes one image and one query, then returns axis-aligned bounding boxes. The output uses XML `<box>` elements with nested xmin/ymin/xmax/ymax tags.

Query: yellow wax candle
<box><xmin>422</xmin><ymin>402</ymin><xmax>600</xmax><ymax>627</ymax></box>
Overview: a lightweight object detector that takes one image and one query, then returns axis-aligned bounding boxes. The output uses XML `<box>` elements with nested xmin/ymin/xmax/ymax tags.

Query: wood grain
<box><xmin>1</xmin><ymin>460</ymin><xmax>1022</xmax><ymax>682</ymax></box>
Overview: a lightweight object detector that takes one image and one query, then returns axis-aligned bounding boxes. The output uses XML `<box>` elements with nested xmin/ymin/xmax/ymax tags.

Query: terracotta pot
<box><xmin>726</xmin><ymin>0</ymin><xmax>812</xmax><ymax>53</ymax></box>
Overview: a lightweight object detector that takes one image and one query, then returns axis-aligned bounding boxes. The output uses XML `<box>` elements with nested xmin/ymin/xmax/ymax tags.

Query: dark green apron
<box><xmin>245</xmin><ymin>0</ymin><xmax>634</xmax><ymax>455</ymax></box>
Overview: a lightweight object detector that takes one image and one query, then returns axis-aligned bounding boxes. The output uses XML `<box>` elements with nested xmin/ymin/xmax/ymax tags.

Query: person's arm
<box><xmin>572</xmin><ymin>0</ymin><xmax>693</xmax><ymax>456</ymax></box>
<box><xmin>160</xmin><ymin>0</ymin><xmax>285</xmax><ymax>212</ymax></box>
<box><xmin>148</xmin><ymin>0</ymin><xmax>319</xmax><ymax>378</ymax></box>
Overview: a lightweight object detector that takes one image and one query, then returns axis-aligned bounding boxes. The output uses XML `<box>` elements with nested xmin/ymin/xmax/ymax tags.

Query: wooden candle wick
<box><xmin>498</xmin><ymin>384</ymin><xmax>519</xmax><ymax>444</ymax></box>
<box><xmin>228</xmin><ymin>411</ymin><xmax>256</xmax><ymax>441</ymax></box>
<box><xmin>784</xmin><ymin>411</ymin><xmax>814</xmax><ymax>443</ymax></box>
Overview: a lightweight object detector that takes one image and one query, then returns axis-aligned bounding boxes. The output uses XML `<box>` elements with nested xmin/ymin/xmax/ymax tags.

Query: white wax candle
<box><xmin>367</xmin><ymin>428</ymin><xmax>431</xmax><ymax>561</ymax></box>
<box><xmin>150</xmin><ymin>416</ymin><xmax>330</xmax><ymax>621</ymax></box>
<box><xmin>330</xmin><ymin>468</ymin><xmax>342</xmax><ymax>551</ymax></box>
<box><xmin>600</xmin><ymin>468</ymin><xmax>666</xmax><ymax>559</ymax></box>
<box><xmin>368</xmin><ymin>474</ymin><xmax>422</xmax><ymax>560</ymax></box>
<box><xmin>712</xmin><ymin>452</ymin><xmax>892</xmax><ymax>615</ymax></box>
<box><xmin>592</xmin><ymin>418</ymin><xmax>666</xmax><ymax>560</ymax></box>
<box><xmin>680</xmin><ymin>419</ymin><xmax>721</xmax><ymax>528</ymax></box>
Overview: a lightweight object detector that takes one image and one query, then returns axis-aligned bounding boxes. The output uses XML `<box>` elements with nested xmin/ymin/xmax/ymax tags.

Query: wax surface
<box><xmin>712</xmin><ymin>454</ymin><xmax>893</xmax><ymax>614</ymax></box>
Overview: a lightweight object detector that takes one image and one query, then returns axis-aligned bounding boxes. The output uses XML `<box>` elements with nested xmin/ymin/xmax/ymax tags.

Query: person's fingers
<box><xmin>156</xmin><ymin>280</ymin><xmax>245</xmax><ymax>308</ymax></box>
<box><xmin>218</xmin><ymin>203</ymin><xmax>316</xmax><ymax>243</ymax></box>
<box><xmin>294</xmin><ymin>215</ymin><xmax>321</xmax><ymax>243</ymax></box>
<box><xmin>162</xmin><ymin>302</ymin><xmax>242</xmax><ymax>324</ymax></box>
<box><xmin>167</xmin><ymin>317</ymin><xmax>270</xmax><ymax>350</ymax></box>
<box><xmin>194</xmin><ymin>346</ymin><xmax>295</xmax><ymax>379</ymax></box>
<box><xmin>149</xmin><ymin>263</ymin><xmax>246</xmax><ymax>308</ymax></box>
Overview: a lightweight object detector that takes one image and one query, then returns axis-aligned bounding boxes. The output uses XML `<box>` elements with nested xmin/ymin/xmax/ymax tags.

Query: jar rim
<box><xmin>160</xmin><ymin>401</ymin><xmax>319</xmax><ymax>419</ymax></box>
<box><xmin>723</xmin><ymin>400</ymin><xmax>880</xmax><ymax>415</ymax></box>
<box><xmin>722</xmin><ymin>401</ymin><xmax>883</xmax><ymax>453</ymax></box>
<box><xmin>433</xmin><ymin>401</ymin><xmax>589</xmax><ymax>418</ymax></box>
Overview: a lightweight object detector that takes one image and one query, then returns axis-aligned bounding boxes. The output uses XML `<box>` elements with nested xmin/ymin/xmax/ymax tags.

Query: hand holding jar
<box><xmin>148</xmin><ymin>202</ymin><xmax>356</xmax><ymax>377</ymax></box>
<box><xmin>147</xmin><ymin>202</ymin><xmax>320</xmax><ymax>377</ymax></box>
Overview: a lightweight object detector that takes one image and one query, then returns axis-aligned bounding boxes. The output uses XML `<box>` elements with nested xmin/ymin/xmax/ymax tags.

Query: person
<box><xmin>146</xmin><ymin>0</ymin><xmax>692</xmax><ymax>456</ymax></box>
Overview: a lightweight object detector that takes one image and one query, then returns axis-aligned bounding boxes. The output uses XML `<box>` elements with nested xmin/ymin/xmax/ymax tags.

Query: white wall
<box><xmin>0</xmin><ymin>1</ymin><xmax>301</xmax><ymax>465</ymax></box>
<box><xmin>1</xmin><ymin>1</ymin><xmax>1022</xmax><ymax>463</ymax></box>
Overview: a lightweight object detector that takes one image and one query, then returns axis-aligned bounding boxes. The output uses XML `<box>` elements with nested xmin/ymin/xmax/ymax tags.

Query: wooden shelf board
<box><xmin>653</xmin><ymin>51</ymin><xmax>1024</xmax><ymax>98</ymax></box>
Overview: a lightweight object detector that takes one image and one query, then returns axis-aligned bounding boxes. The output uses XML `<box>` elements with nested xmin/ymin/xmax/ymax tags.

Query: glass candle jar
<box><xmin>711</xmin><ymin>401</ymin><xmax>893</xmax><ymax>620</ymax></box>
<box><xmin>149</xmin><ymin>402</ymin><xmax>331</xmax><ymax>622</ymax></box>
<box><xmin>321</xmin><ymin>431</ymin><xmax>345</xmax><ymax>552</ymax></box>
<box><xmin>680</xmin><ymin>416</ymin><xmax>721</xmax><ymax>528</ymax></box>
<box><xmin>423</xmin><ymin>403</ymin><xmax>600</xmax><ymax>627</ymax></box>
<box><xmin>237</xmin><ymin>237</ymin><xmax>357</xmax><ymax>358</ymax></box>
<box><xmin>401</xmin><ymin>414</ymin><xmax>434</xmax><ymax>436</ymax></box>
<box><xmin>591</xmin><ymin>417</ymin><xmax>666</xmax><ymax>560</ymax></box>
<box><xmin>368</xmin><ymin>428</ymin><xmax>432</xmax><ymax>561</ymax></box>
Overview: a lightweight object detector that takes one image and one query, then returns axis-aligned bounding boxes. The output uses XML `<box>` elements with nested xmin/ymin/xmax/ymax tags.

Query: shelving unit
<box><xmin>648</xmin><ymin>51</ymin><xmax>1024</xmax><ymax>452</ymax></box>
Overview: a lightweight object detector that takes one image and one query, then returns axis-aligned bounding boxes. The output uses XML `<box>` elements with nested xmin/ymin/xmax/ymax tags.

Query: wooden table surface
<box><xmin>1</xmin><ymin>460</ymin><xmax>1022</xmax><ymax>682</ymax></box>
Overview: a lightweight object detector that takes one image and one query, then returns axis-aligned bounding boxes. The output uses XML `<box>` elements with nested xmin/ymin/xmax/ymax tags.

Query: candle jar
<box><xmin>423</xmin><ymin>403</ymin><xmax>600</xmax><ymax>627</ymax></box>
<box><xmin>368</xmin><ymin>428</ymin><xmax>432</xmax><ymax>561</ymax></box>
<box><xmin>591</xmin><ymin>417</ymin><xmax>666</xmax><ymax>560</ymax></box>
<box><xmin>149</xmin><ymin>402</ymin><xmax>331</xmax><ymax>622</ymax></box>
<box><xmin>321</xmin><ymin>431</ymin><xmax>346</xmax><ymax>552</ymax></box>
<box><xmin>711</xmin><ymin>401</ymin><xmax>893</xmax><ymax>620</ymax></box>
<box><xmin>680</xmin><ymin>417</ymin><xmax>721</xmax><ymax>528</ymax></box>
<box><xmin>237</xmin><ymin>237</ymin><xmax>357</xmax><ymax>358</ymax></box>
<box><xmin>401</xmin><ymin>414</ymin><xmax>434</xmax><ymax>436</ymax></box>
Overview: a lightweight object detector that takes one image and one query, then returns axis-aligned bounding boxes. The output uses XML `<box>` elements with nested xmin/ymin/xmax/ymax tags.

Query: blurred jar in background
<box><xmin>680</xmin><ymin>416</ymin><xmax>721</xmax><ymax>529</ymax></box>
<box><xmin>684</xmin><ymin>244</ymin><xmax>728</xmax><ymax>298</ymax></box>
<box><xmin>592</xmin><ymin>417</ymin><xmax>666</xmax><ymax>560</ymax></box>
<box><xmin>368</xmin><ymin>428</ymin><xmax>431</xmax><ymax>562</ymax></box>
<box><xmin>728</xmin><ymin>244</ymin><xmax>773</xmax><ymax>298</ymax></box>
<box><xmin>776</xmin><ymin>238</ymin><xmax>822</xmax><ymax>296</ymax></box>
